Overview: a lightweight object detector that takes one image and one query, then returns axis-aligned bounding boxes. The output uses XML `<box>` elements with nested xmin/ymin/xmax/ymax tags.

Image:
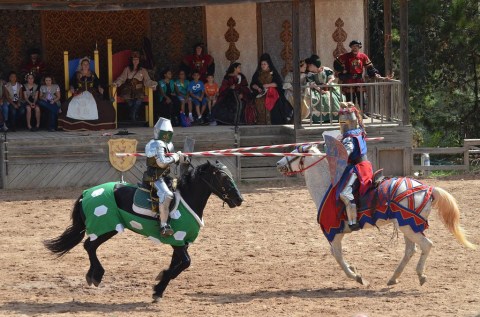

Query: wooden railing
<box><xmin>412</xmin><ymin>139</ymin><xmax>480</xmax><ymax>173</ymax></box>
<box><xmin>305</xmin><ymin>78</ymin><xmax>403</xmax><ymax>126</ymax></box>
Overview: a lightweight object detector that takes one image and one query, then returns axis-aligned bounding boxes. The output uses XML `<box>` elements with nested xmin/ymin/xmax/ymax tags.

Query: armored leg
<box><xmin>154</xmin><ymin>178</ymin><xmax>174</xmax><ymax>237</ymax></box>
<box><xmin>339</xmin><ymin>172</ymin><xmax>360</xmax><ymax>231</ymax></box>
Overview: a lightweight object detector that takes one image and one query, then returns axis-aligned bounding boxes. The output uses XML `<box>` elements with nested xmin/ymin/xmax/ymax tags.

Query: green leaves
<box><xmin>369</xmin><ymin>0</ymin><xmax>480</xmax><ymax>144</ymax></box>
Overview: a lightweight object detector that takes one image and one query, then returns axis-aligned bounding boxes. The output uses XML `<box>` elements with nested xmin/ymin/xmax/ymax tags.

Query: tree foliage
<box><xmin>369</xmin><ymin>0</ymin><xmax>480</xmax><ymax>146</ymax></box>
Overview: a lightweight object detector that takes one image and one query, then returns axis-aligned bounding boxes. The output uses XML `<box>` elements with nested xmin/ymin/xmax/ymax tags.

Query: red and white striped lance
<box><xmin>116</xmin><ymin>152</ymin><xmax>327</xmax><ymax>157</ymax></box>
<box><xmin>209</xmin><ymin>141</ymin><xmax>324</xmax><ymax>153</ymax></box>
<box><xmin>195</xmin><ymin>137</ymin><xmax>384</xmax><ymax>153</ymax></box>
<box><xmin>115</xmin><ymin>137</ymin><xmax>384</xmax><ymax>157</ymax></box>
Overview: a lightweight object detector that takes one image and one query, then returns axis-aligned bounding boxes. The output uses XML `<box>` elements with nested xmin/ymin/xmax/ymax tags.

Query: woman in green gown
<box><xmin>305</xmin><ymin>54</ymin><xmax>344</xmax><ymax>123</ymax></box>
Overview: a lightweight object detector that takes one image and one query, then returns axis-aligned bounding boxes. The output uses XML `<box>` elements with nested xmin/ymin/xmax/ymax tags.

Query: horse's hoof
<box><xmin>86</xmin><ymin>275</ymin><xmax>93</xmax><ymax>286</ymax></box>
<box><xmin>387</xmin><ymin>279</ymin><xmax>399</xmax><ymax>286</ymax></box>
<box><xmin>92</xmin><ymin>279</ymin><xmax>101</xmax><ymax>287</ymax></box>
<box><xmin>356</xmin><ymin>275</ymin><xmax>370</xmax><ymax>286</ymax></box>
<box><xmin>155</xmin><ymin>271</ymin><xmax>164</xmax><ymax>281</ymax></box>
<box><xmin>152</xmin><ymin>294</ymin><xmax>162</xmax><ymax>303</ymax></box>
<box><xmin>419</xmin><ymin>275</ymin><xmax>427</xmax><ymax>286</ymax></box>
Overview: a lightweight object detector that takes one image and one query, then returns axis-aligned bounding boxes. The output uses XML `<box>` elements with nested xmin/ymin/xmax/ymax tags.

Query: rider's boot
<box><xmin>340</xmin><ymin>173</ymin><xmax>360</xmax><ymax>232</ymax></box>
<box><xmin>159</xmin><ymin>196</ymin><xmax>174</xmax><ymax>237</ymax></box>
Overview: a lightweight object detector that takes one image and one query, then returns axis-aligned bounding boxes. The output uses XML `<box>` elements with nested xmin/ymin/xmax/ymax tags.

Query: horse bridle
<box><xmin>283</xmin><ymin>147</ymin><xmax>327</xmax><ymax>176</ymax></box>
<box><xmin>200</xmin><ymin>164</ymin><xmax>238</xmax><ymax>204</ymax></box>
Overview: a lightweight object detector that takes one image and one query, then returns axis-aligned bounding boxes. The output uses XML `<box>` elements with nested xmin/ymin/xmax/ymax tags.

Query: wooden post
<box><xmin>0</xmin><ymin>137</ymin><xmax>5</xmax><ymax>189</ymax></box>
<box><xmin>292</xmin><ymin>0</ymin><xmax>302</xmax><ymax>130</ymax></box>
<box><xmin>107</xmin><ymin>39</ymin><xmax>117</xmax><ymax>127</ymax></box>
<box><xmin>384</xmin><ymin>0</ymin><xmax>392</xmax><ymax>120</ymax></box>
<box><xmin>148</xmin><ymin>88</ymin><xmax>154</xmax><ymax>127</ymax></box>
<box><xmin>63</xmin><ymin>51</ymin><xmax>71</xmax><ymax>98</ymax></box>
<box><xmin>94</xmin><ymin>49</ymin><xmax>100</xmax><ymax>77</ymax></box>
<box><xmin>363</xmin><ymin>0</ymin><xmax>370</xmax><ymax>55</ymax></box>
<box><xmin>107</xmin><ymin>39</ymin><xmax>113</xmax><ymax>85</ymax></box>
<box><xmin>399</xmin><ymin>0</ymin><xmax>410</xmax><ymax>124</ymax></box>
<box><xmin>384</xmin><ymin>0</ymin><xmax>392</xmax><ymax>76</ymax></box>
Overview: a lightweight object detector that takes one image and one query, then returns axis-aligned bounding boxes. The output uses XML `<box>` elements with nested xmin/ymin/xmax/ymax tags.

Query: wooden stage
<box><xmin>0</xmin><ymin>122</ymin><xmax>413</xmax><ymax>189</ymax></box>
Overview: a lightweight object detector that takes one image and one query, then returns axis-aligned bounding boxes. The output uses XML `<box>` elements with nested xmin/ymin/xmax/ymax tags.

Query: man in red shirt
<box><xmin>334</xmin><ymin>40</ymin><xmax>380</xmax><ymax>116</ymax></box>
<box><xmin>181</xmin><ymin>43</ymin><xmax>215</xmax><ymax>82</ymax></box>
<box><xmin>21</xmin><ymin>48</ymin><xmax>47</xmax><ymax>84</ymax></box>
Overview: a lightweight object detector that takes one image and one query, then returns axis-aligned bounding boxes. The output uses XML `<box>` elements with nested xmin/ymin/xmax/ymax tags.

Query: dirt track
<box><xmin>0</xmin><ymin>177</ymin><xmax>479</xmax><ymax>317</ymax></box>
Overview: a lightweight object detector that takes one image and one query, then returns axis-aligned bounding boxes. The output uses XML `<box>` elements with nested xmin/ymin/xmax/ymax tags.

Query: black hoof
<box><xmin>86</xmin><ymin>267</ymin><xmax>104</xmax><ymax>287</ymax></box>
<box><xmin>86</xmin><ymin>274</ymin><xmax>93</xmax><ymax>286</ymax></box>
<box><xmin>152</xmin><ymin>293</ymin><xmax>162</xmax><ymax>303</ymax></box>
<box><xmin>349</xmin><ymin>223</ymin><xmax>361</xmax><ymax>231</ymax></box>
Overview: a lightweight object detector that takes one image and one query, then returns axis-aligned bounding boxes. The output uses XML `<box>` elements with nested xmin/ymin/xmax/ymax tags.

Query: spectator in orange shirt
<box><xmin>204</xmin><ymin>74</ymin><xmax>219</xmax><ymax>123</ymax></box>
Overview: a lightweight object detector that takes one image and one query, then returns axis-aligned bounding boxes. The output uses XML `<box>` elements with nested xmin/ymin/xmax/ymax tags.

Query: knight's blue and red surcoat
<box><xmin>338</xmin><ymin>128</ymin><xmax>373</xmax><ymax>197</ymax></box>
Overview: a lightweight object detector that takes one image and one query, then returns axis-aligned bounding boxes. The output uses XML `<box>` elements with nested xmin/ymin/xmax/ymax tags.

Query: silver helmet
<box><xmin>153</xmin><ymin>117</ymin><xmax>173</xmax><ymax>142</ymax></box>
<box><xmin>338</xmin><ymin>102</ymin><xmax>359</xmax><ymax>134</ymax></box>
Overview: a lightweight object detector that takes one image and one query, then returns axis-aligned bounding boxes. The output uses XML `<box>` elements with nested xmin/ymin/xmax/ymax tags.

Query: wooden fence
<box><xmin>305</xmin><ymin>78</ymin><xmax>403</xmax><ymax>126</ymax></box>
<box><xmin>412</xmin><ymin>139</ymin><xmax>480</xmax><ymax>172</ymax></box>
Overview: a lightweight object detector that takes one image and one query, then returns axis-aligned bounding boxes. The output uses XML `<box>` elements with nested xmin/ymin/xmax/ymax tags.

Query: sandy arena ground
<box><xmin>0</xmin><ymin>177</ymin><xmax>479</xmax><ymax>317</ymax></box>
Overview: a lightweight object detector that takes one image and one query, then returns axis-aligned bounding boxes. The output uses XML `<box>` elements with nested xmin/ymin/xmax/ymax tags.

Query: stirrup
<box><xmin>160</xmin><ymin>224</ymin><xmax>174</xmax><ymax>237</ymax></box>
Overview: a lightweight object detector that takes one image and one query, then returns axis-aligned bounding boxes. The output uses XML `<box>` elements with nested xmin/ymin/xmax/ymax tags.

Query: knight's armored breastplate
<box><xmin>146</xmin><ymin>157</ymin><xmax>169</xmax><ymax>181</ymax></box>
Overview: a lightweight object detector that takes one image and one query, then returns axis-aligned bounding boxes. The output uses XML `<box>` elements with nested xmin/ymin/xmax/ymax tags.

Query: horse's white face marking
<box><xmin>276</xmin><ymin>149</ymin><xmax>301</xmax><ymax>174</ymax></box>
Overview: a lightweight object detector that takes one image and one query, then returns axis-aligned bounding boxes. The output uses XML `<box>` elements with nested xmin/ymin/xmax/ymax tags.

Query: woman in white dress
<box><xmin>59</xmin><ymin>57</ymin><xmax>116</xmax><ymax>131</ymax></box>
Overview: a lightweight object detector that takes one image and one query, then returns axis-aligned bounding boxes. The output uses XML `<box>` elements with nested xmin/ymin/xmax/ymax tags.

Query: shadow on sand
<box><xmin>186</xmin><ymin>286</ymin><xmax>420</xmax><ymax>304</ymax></box>
<box><xmin>0</xmin><ymin>300</ymin><xmax>159</xmax><ymax>315</ymax></box>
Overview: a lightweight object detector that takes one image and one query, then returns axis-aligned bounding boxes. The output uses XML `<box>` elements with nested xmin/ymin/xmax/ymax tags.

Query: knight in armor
<box><xmin>337</xmin><ymin>102</ymin><xmax>373</xmax><ymax>231</ymax></box>
<box><xmin>143</xmin><ymin>117</ymin><xmax>188</xmax><ymax>237</ymax></box>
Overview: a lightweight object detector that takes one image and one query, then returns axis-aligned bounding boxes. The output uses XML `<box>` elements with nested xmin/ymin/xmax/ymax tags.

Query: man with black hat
<box><xmin>334</xmin><ymin>40</ymin><xmax>381</xmax><ymax>116</ymax></box>
<box><xmin>21</xmin><ymin>48</ymin><xmax>47</xmax><ymax>84</ymax></box>
<box><xmin>181</xmin><ymin>42</ymin><xmax>215</xmax><ymax>82</ymax></box>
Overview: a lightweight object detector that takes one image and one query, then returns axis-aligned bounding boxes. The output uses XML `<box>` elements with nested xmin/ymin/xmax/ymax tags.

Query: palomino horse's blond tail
<box><xmin>432</xmin><ymin>187</ymin><xmax>477</xmax><ymax>249</ymax></box>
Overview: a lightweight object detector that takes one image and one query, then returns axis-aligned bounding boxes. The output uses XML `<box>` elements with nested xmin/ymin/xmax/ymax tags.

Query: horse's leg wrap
<box><xmin>340</xmin><ymin>173</ymin><xmax>358</xmax><ymax>225</ymax></box>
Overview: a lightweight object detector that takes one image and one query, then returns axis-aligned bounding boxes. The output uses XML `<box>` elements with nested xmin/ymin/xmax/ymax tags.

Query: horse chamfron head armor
<box><xmin>154</xmin><ymin>117</ymin><xmax>173</xmax><ymax>142</ymax></box>
<box><xmin>339</xmin><ymin>102</ymin><xmax>360</xmax><ymax>134</ymax></box>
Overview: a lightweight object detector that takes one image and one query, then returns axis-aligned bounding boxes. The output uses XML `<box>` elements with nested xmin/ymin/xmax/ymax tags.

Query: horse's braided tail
<box><xmin>432</xmin><ymin>187</ymin><xmax>476</xmax><ymax>250</ymax></box>
<box><xmin>44</xmin><ymin>196</ymin><xmax>86</xmax><ymax>257</ymax></box>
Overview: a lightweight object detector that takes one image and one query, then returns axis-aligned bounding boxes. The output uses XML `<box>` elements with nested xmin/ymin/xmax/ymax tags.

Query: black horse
<box><xmin>44</xmin><ymin>161</ymin><xmax>243</xmax><ymax>301</ymax></box>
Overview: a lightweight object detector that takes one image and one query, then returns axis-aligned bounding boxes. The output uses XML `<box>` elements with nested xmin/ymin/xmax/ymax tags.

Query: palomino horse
<box><xmin>276</xmin><ymin>145</ymin><xmax>475</xmax><ymax>286</ymax></box>
<box><xmin>45</xmin><ymin>161</ymin><xmax>243</xmax><ymax>301</ymax></box>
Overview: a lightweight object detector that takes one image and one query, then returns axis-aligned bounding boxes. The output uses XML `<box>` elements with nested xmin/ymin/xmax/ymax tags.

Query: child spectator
<box><xmin>23</xmin><ymin>72</ymin><xmax>40</xmax><ymax>131</ymax></box>
<box><xmin>204</xmin><ymin>74</ymin><xmax>219</xmax><ymax>123</ymax></box>
<box><xmin>158</xmin><ymin>68</ymin><xmax>180</xmax><ymax>126</ymax></box>
<box><xmin>2</xmin><ymin>71</ymin><xmax>25</xmax><ymax>131</ymax></box>
<box><xmin>187</xmin><ymin>70</ymin><xmax>207</xmax><ymax>124</ymax></box>
<box><xmin>175</xmin><ymin>70</ymin><xmax>192</xmax><ymax>127</ymax></box>
<box><xmin>38</xmin><ymin>75</ymin><xmax>61</xmax><ymax>132</ymax></box>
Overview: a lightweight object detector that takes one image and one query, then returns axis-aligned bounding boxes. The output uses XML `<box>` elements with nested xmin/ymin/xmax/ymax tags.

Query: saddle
<box><xmin>373</xmin><ymin>169</ymin><xmax>385</xmax><ymax>188</ymax></box>
<box><xmin>356</xmin><ymin>169</ymin><xmax>385</xmax><ymax>214</ymax></box>
<box><xmin>131</xmin><ymin>184</ymin><xmax>177</xmax><ymax>218</ymax></box>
